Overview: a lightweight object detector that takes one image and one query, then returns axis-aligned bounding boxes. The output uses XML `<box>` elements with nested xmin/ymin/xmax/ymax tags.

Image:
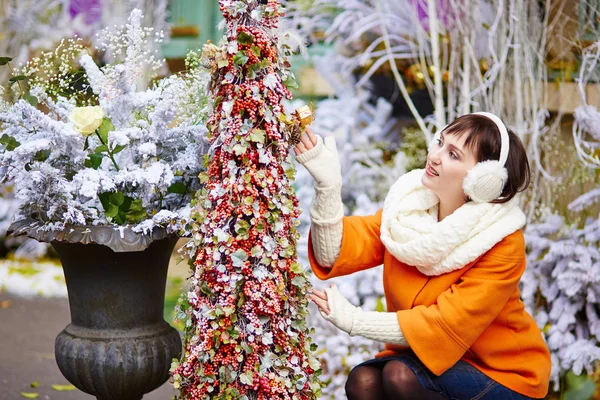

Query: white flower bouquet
<box><xmin>0</xmin><ymin>9</ymin><xmax>211</xmax><ymax>237</ymax></box>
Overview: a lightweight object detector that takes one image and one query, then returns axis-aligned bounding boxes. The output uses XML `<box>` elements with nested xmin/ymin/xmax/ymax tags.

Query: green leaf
<box><xmin>108</xmin><ymin>191</ymin><xmax>124</xmax><ymax>207</ymax></box>
<box><xmin>98</xmin><ymin>118</ymin><xmax>114</xmax><ymax>144</ymax></box>
<box><xmin>249</xmin><ymin>129</ymin><xmax>265</xmax><ymax>144</ymax></box>
<box><xmin>125</xmin><ymin>198</ymin><xmax>146</xmax><ymax>223</ymax></box>
<box><xmin>290</xmin><ymin>262</ymin><xmax>303</xmax><ymax>274</ymax></box>
<box><xmin>233</xmin><ymin>143</ymin><xmax>247</xmax><ymax>156</ymax></box>
<box><xmin>0</xmin><ymin>134</ymin><xmax>21</xmax><ymax>151</ymax></box>
<box><xmin>237</xmin><ymin>32</ymin><xmax>254</xmax><ymax>45</ymax></box>
<box><xmin>51</xmin><ymin>384</ymin><xmax>76</xmax><ymax>391</ymax></box>
<box><xmin>250</xmin><ymin>45</ymin><xmax>261</xmax><ymax>57</ymax></box>
<box><xmin>217</xmin><ymin>58</ymin><xmax>229</xmax><ymax>68</ymax></box>
<box><xmin>98</xmin><ymin>192</ymin><xmax>111</xmax><ymax>210</ymax></box>
<box><xmin>0</xmin><ymin>57</ymin><xmax>13</xmax><ymax>65</ymax></box>
<box><xmin>33</xmin><ymin>150</ymin><xmax>50</xmax><ymax>162</ymax></box>
<box><xmin>283</xmin><ymin>75</ymin><xmax>299</xmax><ymax>90</ymax></box>
<box><xmin>9</xmin><ymin>75</ymin><xmax>26</xmax><ymax>83</ymax></box>
<box><xmin>20</xmin><ymin>393</ymin><xmax>39</xmax><ymax>399</ymax></box>
<box><xmin>84</xmin><ymin>137</ymin><xmax>89</xmax><ymax>151</ymax></box>
<box><xmin>94</xmin><ymin>144</ymin><xmax>108</xmax><ymax>153</ymax></box>
<box><xmin>113</xmin><ymin>144</ymin><xmax>126</xmax><ymax>154</ymax></box>
<box><xmin>167</xmin><ymin>182</ymin><xmax>187</xmax><ymax>194</ymax></box>
<box><xmin>233</xmin><ymin>52</ymin><xmax>249</xmax><ymax>66</ymax></box>
<box><xmin>105</xmin><ymin>204</ymin><xmax>119</xmax><ymax>218</ymax></box>
<box><xmin>88</xmin><ymin>153</ymin><xmax>103</xmax><ymax>169</ymax></box>
<box><xmin>24</xmin><ymin>93</ymin><xmax>38</xmax><ymax>106</ymax></box>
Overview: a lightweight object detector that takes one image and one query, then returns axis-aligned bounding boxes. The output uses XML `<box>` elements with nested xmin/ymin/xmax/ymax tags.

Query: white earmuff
<box><xmin>462</xmin><ymin>112</ymin><xmax>509</xmax><ymax>203</ymax></box>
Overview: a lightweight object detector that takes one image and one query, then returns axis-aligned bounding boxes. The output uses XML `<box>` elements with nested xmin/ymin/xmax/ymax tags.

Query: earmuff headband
<box><xmin>471</xmin><ymin>112</ymin><xmax>509</xmax><ymax>167</ymax></box>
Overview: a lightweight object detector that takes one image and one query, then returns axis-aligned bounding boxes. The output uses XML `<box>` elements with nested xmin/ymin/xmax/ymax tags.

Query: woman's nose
<box><xmin>429</xmin><ymin>148</ymin><xmax>441</xmax><ymax>164</ymax></box>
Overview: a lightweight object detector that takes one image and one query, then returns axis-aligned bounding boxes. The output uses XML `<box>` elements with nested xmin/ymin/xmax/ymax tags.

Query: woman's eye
<box><xmin>450</xmin><ymin>151</ymin><xmax>458</xmax><ymax>159</ymax></box>
<box><xmin>436</xmin><ymin>139</ymin><xmax>442</xmax><ymax>146</ymax></box>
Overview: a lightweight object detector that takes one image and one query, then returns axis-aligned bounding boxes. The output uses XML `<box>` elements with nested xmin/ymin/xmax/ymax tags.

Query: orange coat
<box><xmin>308</xmin><ymin>210</ymin><xmax>551</xmax><ymax>399</ymax></box>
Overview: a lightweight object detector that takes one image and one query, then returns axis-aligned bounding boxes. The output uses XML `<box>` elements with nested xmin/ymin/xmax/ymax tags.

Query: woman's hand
<box><xmin>309</xmin><ymin>287</ymin><xmax>331</xmax><ymax>315</ymax></box>
<box><xmin>294</xmin><ymin>127</ymin><xmax>342</xmax><ymax>188</ymax></box>
<box><xmin>309</xmin><ymin>284</ymin><xmax>358</xmax><ymax>335</ymax></box>
<box><xmin>293</xmin><ymin>126</ymin><xmax>318</xmax><ymax>155</ymax></box>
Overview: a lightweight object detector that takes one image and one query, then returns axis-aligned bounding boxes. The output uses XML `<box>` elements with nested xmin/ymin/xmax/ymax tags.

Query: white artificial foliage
<box><xmin>0</xmin><ymin>10</ymin><xmax>211</xmax><ymax>236</ymax></box>
<box><xmin>523</xmin><ymin>211</ymin><xmax>600</xmax><ymax>389</ymax></box>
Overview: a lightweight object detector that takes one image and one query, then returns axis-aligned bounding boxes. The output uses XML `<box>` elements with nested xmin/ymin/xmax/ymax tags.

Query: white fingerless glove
<box><xmin>321</xmin><ymin>286</ymin><xmax>409</xmax><ymax>346</ymax></box>
<box><xmin>296</xmin><ymin>135</ymin><xmax>344</xmax><ymax>267</ymax></box>
<box><xmin>295</xmin><ymin>135</ymin><xmax>342</xmax><ymax>189</ymax></box>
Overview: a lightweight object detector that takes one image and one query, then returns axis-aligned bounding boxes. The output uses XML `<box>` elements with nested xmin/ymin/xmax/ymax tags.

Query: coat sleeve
<box><xmin>396</xmin><ymin>230</ymin><xmax>526</xmax><ymax>375</ymax></box>
<box><xmin>308</xmin><ymin>209</ymin><xmax>385</xmax><ymax>280</ymax></box>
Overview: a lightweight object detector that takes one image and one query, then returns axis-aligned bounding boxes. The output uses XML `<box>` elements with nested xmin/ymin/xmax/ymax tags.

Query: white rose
<box><xmin>69</xmin><ymin>106</ymin><xmax>104</xmax><ymax>136</ymax></box>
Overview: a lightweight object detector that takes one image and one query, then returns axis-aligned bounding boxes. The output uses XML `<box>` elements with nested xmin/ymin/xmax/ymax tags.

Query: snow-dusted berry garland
<box><xmin>170</xmin><ymin>1</ymin><xmax>322</xmax><ymax>399</ymax></box>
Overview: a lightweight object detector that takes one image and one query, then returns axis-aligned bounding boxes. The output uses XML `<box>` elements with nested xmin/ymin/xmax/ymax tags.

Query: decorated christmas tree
<box><xmin>171</xmin><ymin>1</ymin><xmax>322</xmax><ymax>398</ymax></box>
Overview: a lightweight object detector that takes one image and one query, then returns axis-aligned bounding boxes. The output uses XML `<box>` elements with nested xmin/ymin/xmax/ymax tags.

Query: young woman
<box><xmin>294</xmin><ymin>112</ymin><xmax>551</xmax><ymax>400</ymax></box>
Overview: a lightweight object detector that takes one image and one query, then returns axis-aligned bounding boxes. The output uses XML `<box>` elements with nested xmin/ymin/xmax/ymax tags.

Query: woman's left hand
<box><xmin>309</xmin><ymin>284</ymin><xmax>359</xmax><ymax>335</ymax></box>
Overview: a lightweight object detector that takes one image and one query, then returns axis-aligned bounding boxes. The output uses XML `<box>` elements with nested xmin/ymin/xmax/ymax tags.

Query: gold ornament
<box><xmin>287</xmin><ymin>105</ymin><xmax>314</xmax><ymax>146</ymax></box>
<box><xmin>200</xmin><ymin>42</ymin><xmax>219</xmax><ymax>73</ymax></box>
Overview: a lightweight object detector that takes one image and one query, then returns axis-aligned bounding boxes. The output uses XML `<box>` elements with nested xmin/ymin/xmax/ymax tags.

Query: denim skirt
<box><xmin>357</xmin><ymin>352</ymin><xmax>536</xmax><ymax>400</ymax></box>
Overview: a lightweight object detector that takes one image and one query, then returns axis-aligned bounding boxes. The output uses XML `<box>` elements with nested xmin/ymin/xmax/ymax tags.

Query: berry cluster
<box><xmin>171</xmin><ymin>1</ymin><xmax>322</xmax><ymax>399</ymax></box>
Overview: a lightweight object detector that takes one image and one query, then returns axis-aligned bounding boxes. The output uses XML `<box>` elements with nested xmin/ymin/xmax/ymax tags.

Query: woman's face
<box><xmin>422</xmin><ymin>130</ymin><xmax>478</xmax><ymax>203</ymax></box>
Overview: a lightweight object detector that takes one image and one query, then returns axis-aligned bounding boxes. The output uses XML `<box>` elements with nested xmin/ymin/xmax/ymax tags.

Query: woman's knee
<box><xmin>381</xmin><ymin>360</ymin><xmax>424</xmax><ymax>398</ymax></box>
<box><xmin>345</xmin><ymin>365</ymin><xmax>382</xmax><ymax>399</ymax></box>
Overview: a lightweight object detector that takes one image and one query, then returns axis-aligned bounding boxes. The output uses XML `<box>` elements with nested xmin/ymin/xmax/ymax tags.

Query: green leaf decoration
<box><xmin>98</xmin><ymin>192</ymin><xmax>146</xmax><ymax>224</ymax></box>
<box><xmin>51</xmin><ymin>384</ymin><xmax>76</xmax><ymax>391</ymax></box>
<box><xmin>237</xmin><ymin>32</ymin><xmax>254</xmax><ymax>45</ymax></box>
<box><xmin>94</xmin><ymin>144</ymin><xmax>109</xmax><ymax>153</ymax></box>
<box><xmin>88</xmin><ymin>153</ymin><xmax>103</xmax><ymax>169</ymax></box>
<box><xmin>167</xmin><ymin>182</ymin><xmax>187</xmax><ymax>194</ymax></box>
<box><xmin>250</xmin><ymin>46</ymin><xmax>261</xmax><ymax>57</ymax></box>
<box><xmin>113</xmin><ymin>144</ymin><xmax>126</xmax><ymax>154</ymax></box>
<box><xmin>0</xmin><ymin>134</ymin><xmax>21</xmax><ymax>151</ymax></box>
<box><xmin>0</xmin><ymin>57</ymin><xmax>13</xmax><ymax>65</ymax></box>
<box><xmin>20</xmin><ymin>393</ymin><xmax>39</xmax><ymax>399</ymax></box>
<box><xmin>283</xmin><ymin>75</ymin><xmax>299</xmax><ymax>90</ymax></box>
<box><xmin>233</xmin><ymin>52</ymin><xmax>249</xmax><ymax>66</ymax></box>
<box><xmin>9</xmin><ymin>75</ymin><xmax>27</xmax><ymax>83</ymax></box>
<box><xmin>125</xmin><ymin>198</ymin><xmax>146</xmax><ymax>224</ymax></box>
<box><xmin>98</xmin><ymin>118</ymin><xmax>114</xmax><ymax>144</ymax></box>
<box><xmin>24</xmin><ymin>93</ymin><xmax>38</xmax><ymax>106</ymax></box>
<box><xmin>108</xmin><ymin>191</ymin><xmax>124</xmax><ymax>207</ymax></box>
<box><xmin>105</xmin><ymin>204</ymin><xmax>119</xmax><ymax>218</ymax></box>
<box><xmin>33</xmin><ymin>150</ymin><xmax>51</xmax><ymax>162</ymax></box>
<box><xmin>249</xmin><ymin>129</ymin><xmax>265</xmax><ymax>144</ymax></box>
<box><xmin>98</xmin><ymin>191</ymin><xmax>112</xmax><ymax>211</ymax></box>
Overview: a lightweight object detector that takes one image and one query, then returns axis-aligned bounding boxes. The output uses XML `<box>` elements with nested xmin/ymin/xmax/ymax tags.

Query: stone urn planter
<box><xmin>9</xmin><ymin>219</ymin><xmax>182</xmax><ymax>400</ymax></box>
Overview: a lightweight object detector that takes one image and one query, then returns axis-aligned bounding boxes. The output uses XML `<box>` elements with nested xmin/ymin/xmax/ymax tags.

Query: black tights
<box><xmin>345</xmin><ymin>360</ymin><xmax>446</xmax><ymax>400</ymax></box>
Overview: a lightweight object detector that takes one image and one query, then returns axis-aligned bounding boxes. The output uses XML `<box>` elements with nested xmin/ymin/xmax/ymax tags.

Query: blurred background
<box><xmin>2</xmin><ymin>0</ymin><xmax>600</xmax><ymax>399</ymax></box>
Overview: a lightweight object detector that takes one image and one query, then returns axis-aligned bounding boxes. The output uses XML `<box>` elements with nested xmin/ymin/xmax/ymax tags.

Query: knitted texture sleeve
<box><xmin>309</xmin><ymin>185</ymin><xmax>343</xmax><ymax>267</ymax></box>
<box><xmin>295</xmin><ymin>135</ymin><xmax>344</xmax><ymax>267</ymax></box>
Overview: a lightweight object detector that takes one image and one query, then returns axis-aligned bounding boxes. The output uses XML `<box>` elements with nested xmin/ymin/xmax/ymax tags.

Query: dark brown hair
<box><xmin>442</xmin><ymin>114</ymin><xmax>530</xmax><ymax>203</ymax></box>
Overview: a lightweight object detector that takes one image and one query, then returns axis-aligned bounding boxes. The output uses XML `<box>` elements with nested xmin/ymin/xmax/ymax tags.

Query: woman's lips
<box><xmin>426</xmin><ymin>164</ymin><xmax>439</xmax><ymax>177</ymax></box>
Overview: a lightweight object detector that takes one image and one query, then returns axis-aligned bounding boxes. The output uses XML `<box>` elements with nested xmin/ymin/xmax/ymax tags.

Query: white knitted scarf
<box><xmin>380</xmin><ymin>169</ymin><xmax>526</xmax><ymax>276</ymax></box>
